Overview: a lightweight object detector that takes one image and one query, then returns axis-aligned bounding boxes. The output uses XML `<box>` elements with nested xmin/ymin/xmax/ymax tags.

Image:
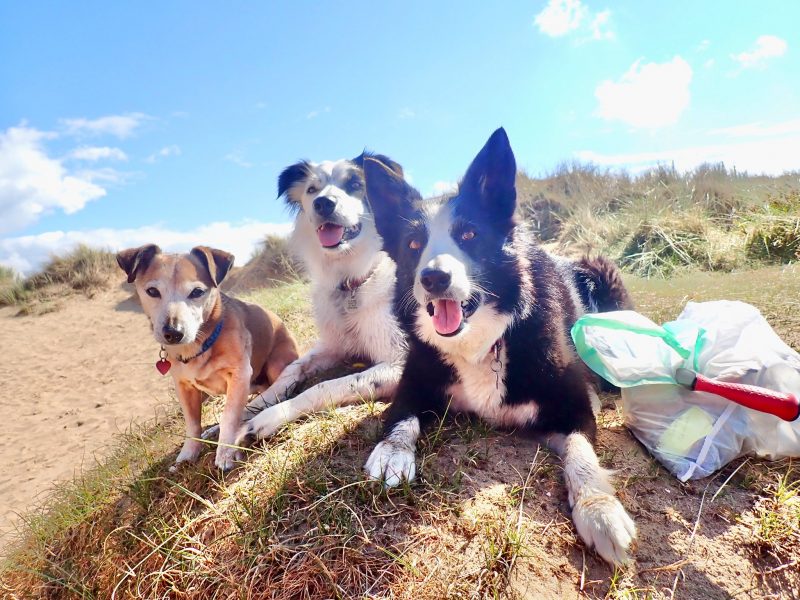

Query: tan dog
<box><xmin>117</xmin><ymin>244</ymin><xmax>299</xmax><ymax>471</ymax></box>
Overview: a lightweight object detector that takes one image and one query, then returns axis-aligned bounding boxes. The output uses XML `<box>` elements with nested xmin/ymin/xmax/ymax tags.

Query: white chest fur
<box><xmin>312</xmin><ymin>254</ymin><xmax>406</xmax><ymax>365</ymax></box>
<box><xmin>446</xmin><ymin>345</ymin><xmax>539</xmax><ymax>429</ymax></box>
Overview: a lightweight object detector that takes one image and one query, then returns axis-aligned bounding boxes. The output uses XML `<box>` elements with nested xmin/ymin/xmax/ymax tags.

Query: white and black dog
<box><xmin>225</xmin><ymin>152</ymin><xmax>408</xmax><ymax>444</ymax></box>
<box><xmin>361</xmin><ymin>129</ymin><xmax>637</xmax><ymax>565</ymax></box>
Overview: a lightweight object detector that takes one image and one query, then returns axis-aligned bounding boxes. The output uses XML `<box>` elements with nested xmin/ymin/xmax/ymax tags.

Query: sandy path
<box><xmin>0</xmin><ymin>286</ymin><xmax>172</xmax><ymax>548</ymax></box>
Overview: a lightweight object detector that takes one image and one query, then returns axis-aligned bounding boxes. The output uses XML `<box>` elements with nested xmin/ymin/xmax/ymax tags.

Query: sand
<box><xmin>0</xmin><ymin>285</ymin><xmax>172</xmax><ymax>548</ymax></box>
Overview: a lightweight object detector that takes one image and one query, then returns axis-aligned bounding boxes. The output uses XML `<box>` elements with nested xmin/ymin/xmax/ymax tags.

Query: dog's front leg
<box><xmin>215</xmin><ymin>362</ymin><xmax>253</xmax><ymax>471</ymax></box>
<box><xmin>364</xmin><ymin>342</ymin><xmax>452</xmax><ymax>487</ymax></box>
<box><xmin>201</xmin><ymin>345</ymin><xmax>340</xmax><ymax>441</ymax></box>
<box><xmin>547</xmin><ymin>431</ymin><xmax>636</xmax><ymax>566</ymax></box>
<box><xmin>238</xmin><ymin>361</ymin><xmax>403</xmax><ymax>442</ymax></box>
<box><xmin>173</xmin><ymin>381</ymin><xmax>204</xmax><ymax>469</ymax></box>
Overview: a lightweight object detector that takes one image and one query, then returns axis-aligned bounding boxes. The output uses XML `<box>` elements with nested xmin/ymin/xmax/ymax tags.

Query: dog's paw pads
<box><xmin>364</xmin><ymin>441</ymin><xmax>416</xmax><ymax>488</ymax></box>
<box><xmin>572</xmin><ymin>492</ymin><xmax>636</xmax><ymax>566</ymax></box>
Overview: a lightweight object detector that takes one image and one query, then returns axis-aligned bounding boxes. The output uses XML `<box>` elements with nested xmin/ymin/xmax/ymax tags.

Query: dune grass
<box><xmin>0</xmin><ymin>245</ymin><xmax>119</xmax><ymax>315</ymax></box>
<box><xmin>517</xmin><ymin>163</ymin><xmax>800</xmax><ymax>277</ymax></box>
<box><xmin>222</xmin><ymin>235</ymin><xmax>305</xmax><ymax>295</ymax></box>
<box><xmin>2</xmin><ymin>267</ymin><xmax>799</xmax><ymax>599</ymax></box>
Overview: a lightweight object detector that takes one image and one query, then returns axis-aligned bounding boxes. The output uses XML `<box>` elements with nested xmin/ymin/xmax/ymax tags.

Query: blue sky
<box><xmin>2</xmin><ymin>1</ymin><xmax>798</xmax><ymax>274</ymax></box>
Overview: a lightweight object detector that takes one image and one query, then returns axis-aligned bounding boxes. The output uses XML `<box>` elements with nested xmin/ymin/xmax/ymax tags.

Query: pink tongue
<box><xmin>432</xmin><ymin>299</ymin><xmax>463</xmax><ymax>335</ymax></box>
<box><xmin>317</xmin><ymin>223</ymin><xmax>345</xmax><ymax>247</ymax></box>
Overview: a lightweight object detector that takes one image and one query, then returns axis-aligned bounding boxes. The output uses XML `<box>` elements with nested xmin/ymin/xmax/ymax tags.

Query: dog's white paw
<box><xmin>171</xmin><ymin>439</ymin><xmax>203</xmax><ymax>471</ymax></box>
<box><xmin>572</xmin><ymin>491</ymin><xmax>636</xmax><ymax>566</ymax></box>
<box><xmin>214</xmin><ymin>445</ymin><xmax>242</xmax><ymax>472</ymax></box>
<box><xmin>237</xmin><ymin>405</ymin><xmax>285</xmax><ymax>442</ymax></box>
<box><xmin>364</xmin><ymin>441</ymin><xmax>416</xmax><ymax>488</ymax></box>
<box><xmin>201</xmin><ymin>424</ymin><xmax>220</xmax><ymax>441</ymax></box>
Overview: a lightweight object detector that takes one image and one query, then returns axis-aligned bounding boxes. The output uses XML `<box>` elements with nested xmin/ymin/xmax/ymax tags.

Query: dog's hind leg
<box><xmin>238</xmin><ymin>361</ymin><xmax>402</xmax><ymax>442</ymax></box>
<box><xmin>547</xmin><ymin>432</ymin><xmax>636</xmax><ymax>566</ymax></box>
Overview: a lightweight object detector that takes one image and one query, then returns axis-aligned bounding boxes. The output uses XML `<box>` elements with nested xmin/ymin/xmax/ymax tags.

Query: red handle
<box><xmin>693</xmin><ymin>373</ymin><xmax>800</xmax><ymax>421</ymax></box>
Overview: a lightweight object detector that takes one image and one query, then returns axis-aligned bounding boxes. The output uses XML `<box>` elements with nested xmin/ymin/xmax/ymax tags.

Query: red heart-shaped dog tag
<box><xmin>156</xmin><ymin>358</ymin><xmax>171</xmax><ymax>375</ymax></box>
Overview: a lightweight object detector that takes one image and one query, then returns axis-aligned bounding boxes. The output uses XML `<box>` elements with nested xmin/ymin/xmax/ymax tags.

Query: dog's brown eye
<box><xmin>188</xmin><ymin>287</ymin><xmax>205</xmax><ymax>299</ymax></box>
<box><xmin>409</xmin><ymin>239</ymin><xmax>421</xmax><ymax>250</ymax></box>
<box><xmin>307</xmin><ymin>185</ymin><xmax>319</xmax><ymax>195</ymax></box>
<box><xmin>461</xmin><ymin>229</ymin><xmax>476</xmax><ymax>241</ymax></box>
<box><xmin>145</xmin><ymin>287</ymin><xmax>160</xmax><ymax>298</ymax></box>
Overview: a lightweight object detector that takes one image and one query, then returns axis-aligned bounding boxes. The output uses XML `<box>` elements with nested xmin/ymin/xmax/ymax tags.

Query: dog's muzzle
<box><xmin>424</xmin><ymin>294</ymin><xmax>481</xmax><ymax>337</ymax></box>
<box><xmin>316</xmin><ymin>222</ymin><xmax>362</xmax><ymax>248</ymax></box>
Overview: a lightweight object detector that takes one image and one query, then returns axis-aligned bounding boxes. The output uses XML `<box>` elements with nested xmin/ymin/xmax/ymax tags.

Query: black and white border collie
<box><xmin>361</xmin><ymin>129</ymin><xmax>636</xmax><ymax>565</ymax></box>
<box><xmin>228</xmin><ymin>153</ymin><xmax>408</xmax><ymax>443</ymax></box>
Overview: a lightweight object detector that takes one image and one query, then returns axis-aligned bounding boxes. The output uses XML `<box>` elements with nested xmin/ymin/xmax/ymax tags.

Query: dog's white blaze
<box><xmin>549</xmin><ymin>432</ymin><xmax>636</xmax><ymax>565</ymax></box>
<box><xmin>414</xmin><ymin>203</ymin><xmax>471</xmax><ymax>302</ymax></box>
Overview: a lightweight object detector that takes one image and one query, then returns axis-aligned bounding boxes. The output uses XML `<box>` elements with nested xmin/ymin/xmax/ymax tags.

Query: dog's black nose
<box><xmin>420</xmin><ymin>268</ymin><xmax>452</xmax><ymax>294</ymax></box>
<box><xmin>162</xmin><ymin>324</ymin><xmax>185</xmax><ymax>344</ymax></box>
<box><xmin>313</xmin><ymin>196</ymin><xmax>336</xmax><ymax>217</ymax></box>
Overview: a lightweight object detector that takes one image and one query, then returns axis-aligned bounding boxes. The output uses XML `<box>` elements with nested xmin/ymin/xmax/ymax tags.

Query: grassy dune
<box><xmin>2</xmin><ymin>266</ymin><xmax>798</xmax><ymax>599</ymax></box>
<box><xmin>517</xmin><ymin>163</ymin><xmax>800</xmax><ymax>277</ymax></box>
<box><xmin>1</xmin><ymin>165</ymin><xmax>798</xmax><ymax>597</ymax></box>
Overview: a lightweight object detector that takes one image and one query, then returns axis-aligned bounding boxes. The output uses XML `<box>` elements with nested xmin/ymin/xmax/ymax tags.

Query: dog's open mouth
<box><xmin>426</xmin><ymin>296</ymin><xmax>480</xmax><ymax>337</ymax></box>
<box><xmin>317</xmin><ymin>222</ymin><xmax>362</xmax><ymax>248</ymax></box>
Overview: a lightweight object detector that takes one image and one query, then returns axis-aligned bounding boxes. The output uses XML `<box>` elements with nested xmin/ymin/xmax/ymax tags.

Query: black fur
<box><xmin>364</xmin><ymin>128</ymin><xmax>631</xmax><ymax>445</ymax></box>
<box><xmin>277</xmin><ymin>161</ymin><xmax>312</xmax><ymax>213</ymax></box>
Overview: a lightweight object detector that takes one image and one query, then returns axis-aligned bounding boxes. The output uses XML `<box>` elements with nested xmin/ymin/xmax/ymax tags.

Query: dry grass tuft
<box><xmin>0</xmin><ymin>244</ymin><xmax>118</xmax><ymax>314</ymax></box>
<box><xmin>519</xmin><ymin>163</ymin><xmax>800</xmax><ymax>277</ymax></box>
<box><xmin>223</xmin><ymin>234</ymin><xmax>304</xmax><ymax>294</ymax></box>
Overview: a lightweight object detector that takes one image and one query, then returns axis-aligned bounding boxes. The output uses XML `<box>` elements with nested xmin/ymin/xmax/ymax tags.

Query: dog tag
<box><xmin>347</xmin><ymin>289</ymin><xmax>358</xmax><ymax>310</ymax></box>
<box><xmin>156</xmin><ymin>347</ymin><xmax>171</xmax><ymax>375</ymax></box>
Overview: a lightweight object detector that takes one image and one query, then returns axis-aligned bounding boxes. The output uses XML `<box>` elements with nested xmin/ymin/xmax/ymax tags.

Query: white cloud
<box><xmin>398</xmin><ymin>107</ymin><xmax>416</xmax><ymax>119</ymax></box>
<box><xmin>698</xmin><ymin>39</ymin><xmax>711</xmax><ymax>52</ymax></box>
<box><xmin>534</xmin><ymin>0</ymin><xmax>613</xmax><ymax>41</ymax></box>
<box><xmin>575</xmin><ymin>131</ymin><xmax>800</xmax><ymax>176</ymax></box>
<box><xmin>306</xmin><ymin>107</ymin><xmax>331</xmax><ymax>120</ymax></box>
<box><xmin>732</xmin><ymin>35</ymin><xmax>787</xmax><ymax>69</ymax></box>
<box><xmin>704</xmin><ymin>58</ymin><xmax>716</xmax><ymax>69</ymax></box>
<box><xmin>595</xmin><ymin>56</ymin><xmax>692</xmax><ymax>129</ymax></box>
<box><xmin>145</xmin><ymin>145</ymin><xmax>181</xmax><ymax>163</ymax></box>
<box><xmin>60</xmin><ymin>112</ymin><xmax>149</xmax><ymax>138</ymax></box>
<box><xmin>534</xmin><ymin>0</ymin><xmax>586</xmax><ymax>37</ymax></box>
<box><xmin>68</xmin><ymin>146</ymin><xmax>128</xmax><ymax>162</ymax></box>
<box><xmin>223</xmin><ymin>151</ymin><xmax>253</xmax><ymax>168</ymax></box>
<box><xmin>431</xmin><ymin>181</ymin><xmax>457</xmax><ymax>196</ymax></box>
<box><xmin>589</xmin><ymin>9</ymin><xmax>614</xmax><ymax>41</ymax></box>
<box><xmin>709</xmin><ymin>118</ymin><xmax>800</xmax><ymax>138</ymax></box>
<box><xmin>0</xmin><ymin>220</ymin><xmax>294</xmax><ymax>276</ymax></box>
<box><xmin>0</xmin><ymin>125</ymin><xmax>107</xmax><ymax>236</ymax></box>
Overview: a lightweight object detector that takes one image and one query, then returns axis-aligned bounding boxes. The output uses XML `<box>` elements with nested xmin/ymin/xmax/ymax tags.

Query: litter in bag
<box><xmin>572</xmin><ymin>301</ymin><xmax>800</xmax><ymax>481</ymax></box>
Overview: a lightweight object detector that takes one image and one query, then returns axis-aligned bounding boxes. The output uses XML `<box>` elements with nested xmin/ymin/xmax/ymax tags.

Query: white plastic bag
<box><xmin>572</xmin><ymin>301</ymin><xmax>800</xmax><ymax>481</ymax></box>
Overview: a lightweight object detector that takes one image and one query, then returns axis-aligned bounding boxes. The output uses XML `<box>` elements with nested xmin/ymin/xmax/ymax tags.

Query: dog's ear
<box><xmin>277</xmin><ymin>161</ymin><xmax>312</xmax><ymax>212</ymax></box>
<box><xmin>116</xmin><ymin>244</ymin><xmax>161</xmax><ymax>283</ymax></box>
<box><xmin>352</xmin><ymin>151</ymin><xmax>404</xmax><ymax>177</ymax></box>
<box><xmin>363</xmin><ymin>157</ymin><xmax>419</xmax><ymax>258</ymax></box>
<box><xmin>458</xmin><ymin>127</ymin><xmax>516</xmax><ymax>223</ymax></box>
<box><xmin>190</xmin><ymin>246</ymin><xmax>234</xmax><ymax>287</ymax></box>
